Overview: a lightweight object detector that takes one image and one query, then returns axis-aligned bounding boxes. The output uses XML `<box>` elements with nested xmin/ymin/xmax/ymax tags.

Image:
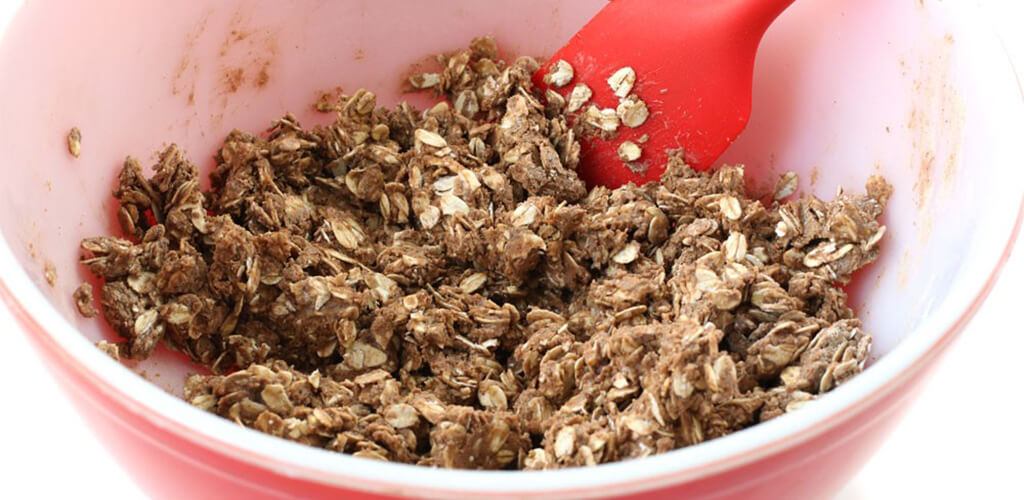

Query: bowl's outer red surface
<box><xmin>2</xmin><ymin>262</ymin><xmax>1007</xmax><ymax>500</ymax></box>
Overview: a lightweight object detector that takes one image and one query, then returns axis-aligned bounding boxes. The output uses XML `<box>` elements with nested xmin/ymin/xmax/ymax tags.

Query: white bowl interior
<box><xmin>0</xmin><ymin>0</ymin><xmax>1020</xmax><ymax>396</ymax></box>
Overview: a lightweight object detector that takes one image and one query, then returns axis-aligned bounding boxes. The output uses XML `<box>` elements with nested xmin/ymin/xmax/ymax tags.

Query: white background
<box><xmin>1</xmin><ymin>1</ymin><xmax>1022</xmax><ymax>499</ymax></box>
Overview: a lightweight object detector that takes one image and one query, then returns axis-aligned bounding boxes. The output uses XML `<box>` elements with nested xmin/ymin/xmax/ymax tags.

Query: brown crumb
<box><xmin>67</xmin><ymin>127</ymin><xmax>82</xmax><ymax>158</ymax></box>
<box><xmin>95</xmin><ymin>340</ymin><xmax>120</xmax><ymax>361</ymax></box>
<box><xmin>43</xmin><ymin>262</ymin><xmax>56</xmax><ymax>287</ymax></box>
<box><xmin>74</xmin><ymin>283</ymin><xmax>99</xmax><ymax>317</ymax></box>
<box><xmin>78</xmin><ymin>37</ymin><xmax>889</xmax><ymax>471</ymax></box>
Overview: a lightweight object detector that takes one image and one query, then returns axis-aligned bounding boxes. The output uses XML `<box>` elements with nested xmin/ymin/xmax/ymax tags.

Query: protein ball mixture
<box><xmin>78</xmin><ymin>38</ymin><xmax>891</xmax><ymax>470</ymax></box>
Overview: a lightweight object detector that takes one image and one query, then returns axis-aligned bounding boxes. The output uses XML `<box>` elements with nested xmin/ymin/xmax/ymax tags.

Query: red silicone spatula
<box><xmin>534</xmin><ymin>0</ymin><xmax>796</xmax><ymax>188</ymax></box>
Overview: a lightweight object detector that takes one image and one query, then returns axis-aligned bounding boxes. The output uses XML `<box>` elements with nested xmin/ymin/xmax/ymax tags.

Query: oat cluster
<box><xmin>78</xmin><ymin>38</ymin><xmax>891</xmax><ymax>470</ymax></box>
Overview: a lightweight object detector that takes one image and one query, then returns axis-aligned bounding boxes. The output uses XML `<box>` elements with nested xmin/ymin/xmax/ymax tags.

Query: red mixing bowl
<box><xmin>1</xmin><ymin>0</ymin><xmax>1021</xmax><ymax>498</ymax></box>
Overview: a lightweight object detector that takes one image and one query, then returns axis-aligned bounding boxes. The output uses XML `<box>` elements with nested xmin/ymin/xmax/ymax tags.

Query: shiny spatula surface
<box><xmin>534</xmin><ymin>0</ymin><xmax>796</xmax><ymax>188</ymax></box>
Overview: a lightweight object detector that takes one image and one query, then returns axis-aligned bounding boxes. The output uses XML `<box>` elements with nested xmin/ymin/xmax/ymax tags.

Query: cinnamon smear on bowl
<box><xmin>76</xmin><ymin>37</ymin><xmax>890</xmax><ymax>470</ymax></box>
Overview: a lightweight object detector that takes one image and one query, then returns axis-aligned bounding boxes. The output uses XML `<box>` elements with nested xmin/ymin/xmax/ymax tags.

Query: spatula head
<box><xmin>535</xmin><ymin>0</ymin><xmax>794</xmax><ymax>188</ymax></box>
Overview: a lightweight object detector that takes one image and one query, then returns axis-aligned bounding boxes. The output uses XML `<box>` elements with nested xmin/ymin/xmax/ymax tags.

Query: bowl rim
<box><xmin>1</xmin><ymin>2</ymin><xmax>1023</xmax><ymax>499</ymax></box>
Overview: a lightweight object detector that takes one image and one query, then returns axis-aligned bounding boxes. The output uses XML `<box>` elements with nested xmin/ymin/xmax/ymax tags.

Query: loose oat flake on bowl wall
<box><xmin>77</xmin><ymin>37</ymin><xmax>891</xmax><ymax>470</ymax></box>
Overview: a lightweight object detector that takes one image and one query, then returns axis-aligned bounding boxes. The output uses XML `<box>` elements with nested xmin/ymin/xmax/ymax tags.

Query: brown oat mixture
<box><xmin>78</xmin><ymin>38</ymin><xmax>891</xmax><ymax>470</ymax></box>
